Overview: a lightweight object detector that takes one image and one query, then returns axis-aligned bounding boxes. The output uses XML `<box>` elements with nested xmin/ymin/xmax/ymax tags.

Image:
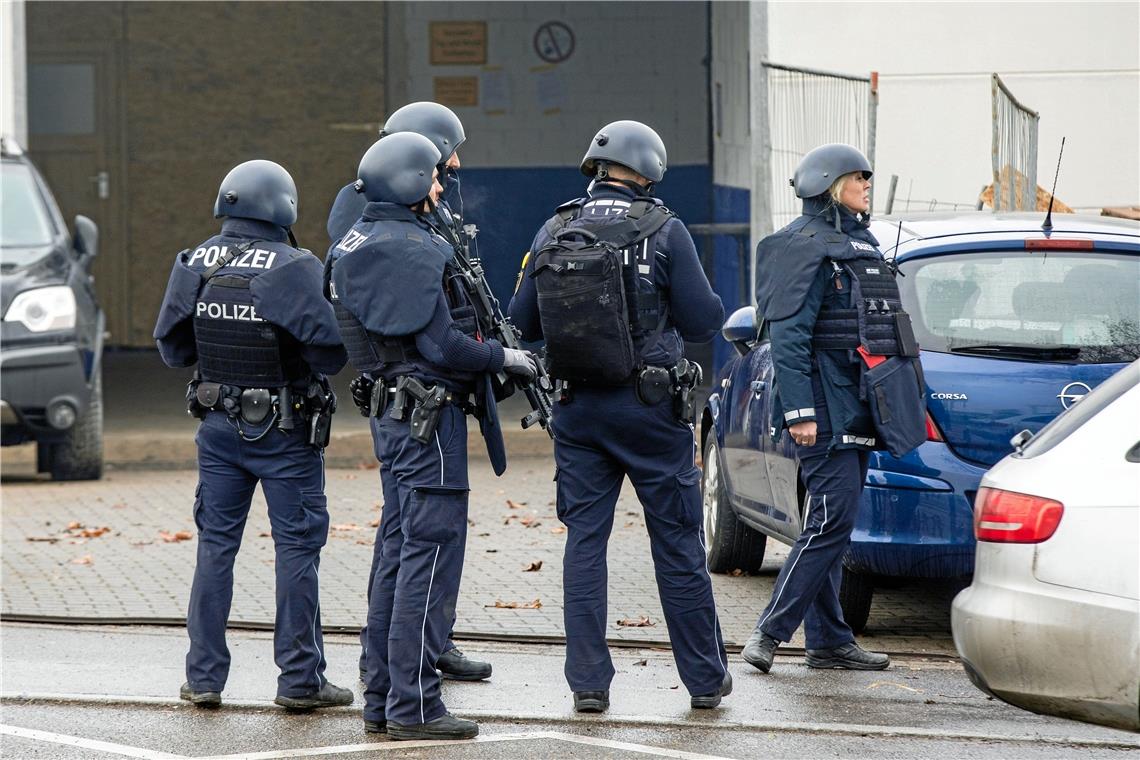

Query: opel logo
<box><xmin>1057</xmin><ymin>381</ymin><xmax>1092</xmax><ymax>410</ymax></box>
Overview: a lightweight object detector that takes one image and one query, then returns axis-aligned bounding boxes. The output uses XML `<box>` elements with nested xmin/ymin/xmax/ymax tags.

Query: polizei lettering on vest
<box><xmin>195</xmin><ymin>301</ymin><xmax>264</xmax><ymax>322</ymax></box>
<box><xmin>849</xmin><ymin>240</ymin><xmax>875</xmax><ymax>252</ymax></box>
<box><xmin>187</xmin><ymin>245</ymin><xmax>277</xmax><ymax>270</ymax></box>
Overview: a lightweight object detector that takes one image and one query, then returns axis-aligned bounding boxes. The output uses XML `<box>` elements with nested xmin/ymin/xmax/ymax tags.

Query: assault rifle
<box><xmin>441</xmin><ymin>215</ymin><xmax>555</xmax><ymax>438</ymax></box>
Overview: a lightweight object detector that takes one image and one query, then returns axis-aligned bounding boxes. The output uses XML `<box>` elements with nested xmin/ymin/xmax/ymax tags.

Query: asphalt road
<box><xmin>2</xmin><ymin>624</ymin><xmax>1136</xmax><ymax>759</ymax></box>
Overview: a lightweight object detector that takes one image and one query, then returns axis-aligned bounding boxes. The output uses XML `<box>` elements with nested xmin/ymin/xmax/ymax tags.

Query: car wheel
<box><xmin>702</xmin><ymin>435</ymin><xmax>767</xmax><ymax>573</ymax></box>
<box><xmin>839</xmin><ymin>567</ymin><xmax>874</xmax><ymax>634</ymax></box>
<box><xmin>43</xmin><ymin>365</ymin><xmax>104</xmax><ymax>481</ymax></box>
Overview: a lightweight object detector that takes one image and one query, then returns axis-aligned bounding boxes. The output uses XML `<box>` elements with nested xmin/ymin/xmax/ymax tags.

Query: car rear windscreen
<box><xmin>0</xmin><ymin>162</ymin><xmax>56</xmax><ymax>254</ymax></box>
<box><xmin>899</xmin><ymin>250</ymin><xmax>1140</xmax><ymax>364</ymax></box>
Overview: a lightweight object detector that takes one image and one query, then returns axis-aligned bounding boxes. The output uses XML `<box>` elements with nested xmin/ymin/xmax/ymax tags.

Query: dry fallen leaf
<box><xmin>506</xmin><ymin>499</ymin><xmax>527</xmax><ymax>509</ymax></box>
<box><xmin>71</xmin><ymin>555</ymin><xmax>93</xmax><ymax>565</ymax></box>
<box><xmin>66</xmin><ymin>521</ymin><xmax>83</xmax><ymax>530</ymax></box>
<box><xmin>730</xmin><ymin>568</ymin><xmax>745</xmax><ymax>577</ymax></box>
<box><xmin>634</xmin><ymin>659</ymin><xmax>648</xmax><ymax>666</ymax></box>
<box><xmin>78</xmin><ymin>527</ymin><xmax>110</xmax><ymax>538</ymax></box>
<box><xmin>356</xmin><ymin>461</ymin><xmax>379</xmax><ymax>470</ymax></box>
<box><xmin>130</xmin><ymin>540</ymin><xmax>152</xmax><ymax>547</ymax></box>
<box><xmin>485</xmin><ymin>549</ymin><xmax>498</xmax><ymax>553</ymax></box>
<box><xmin>258</xmin><ymin>531</ymin><xmax>272</xmax><ymax>538</ymax></box>
<box><xmin>485</xmin><ymin>598</ymin><xmax>542</xmax><ymax>609</ymax></box>
<box><xmin>617</xmin><ymin>616</ymin><xmax>655</xmax><ymax>627</ymax></box>
<box><xmin>355</xmin><ymin>540</ymin><xmax>372</xmax><ymax>546</ymax></box>
<box><xmin>369</xmin><ymin>519</ymin><xmax>380</xmax><ymax>528</ymax></box>
<box><xmin>159</xmin><ymin>530</ymin><xmax>194</xmax><ymax>543</ymax></box>
<box><xmin>624</xmin><ymin>521</ymin><xmax>636</xmax><ymax>528</ymax></box>
<box><xmin>502</xmin><ymin>515</ymin><xmax>518</xmax><ymax>525</ymax></box>
<box><xmin>477</xmin><ymin>532</ymin><xmax>490</xmax><ymax>537</ymax></box>
<box><xmin>519</xmin><ymin>516</ymin><xmax>541</xmax><ymax>528</ymax></box>
<box><xmin>342</xmin><ymin>474</ymin><xmax>358</xmax><ymax>480</ymax></box>
<box><xmin>550</xmin><ymin>526</ymin><xmax>567</xmax><ymax>535</ymax></box>
<box><xmin>26</xmin><ymin>536</ymin><xmax>60</xmax><ymax>544</ymax></box>
<box><xmin>523</xmin><ymin>560</ymin><xmax>543</xmax><ymax>572</ymax></box>
<box><xmin>331</xmin><ymin>524</ymin><xmax>360</xmax><ymax>531</ymax></box>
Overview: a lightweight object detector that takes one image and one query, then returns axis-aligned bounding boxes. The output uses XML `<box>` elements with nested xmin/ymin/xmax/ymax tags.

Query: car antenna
<box><xmin>1041</xmin><ymin>137</ymin><xmax>1066</xmax><ymax>235</ymax></box>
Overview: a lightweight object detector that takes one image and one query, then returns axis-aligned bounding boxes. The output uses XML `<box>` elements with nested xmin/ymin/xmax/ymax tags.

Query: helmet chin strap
<box><xmin>286</xmin><ymin>227</ymin><xmax>299</xmax><ymax>248</ymax></box>
<box><xmin>595</xmin><ymin>161</ymin><xmax>655</xmax><ymax>196</ymax></box>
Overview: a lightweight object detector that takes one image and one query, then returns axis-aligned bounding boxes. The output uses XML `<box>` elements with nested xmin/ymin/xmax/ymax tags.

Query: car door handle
<box><xmin>750</xmin><ymin>380</ymin><xmax>766</xmax><ymax>395</ymax></box>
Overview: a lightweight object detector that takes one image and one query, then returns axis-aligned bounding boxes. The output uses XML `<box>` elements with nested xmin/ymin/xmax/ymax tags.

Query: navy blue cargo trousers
<box><xmin>186</xmin><ymin>410</ymin><xmax>331</xmax><ymax>698</ymax></box>
<box><xmin>553</xmin><ymin>386</ymin><xmax>728</xmax><ymax>697</ymax></box>
<box><xmin>363</xmin><ymin>403</ymin><xmax>469</xmax><ymax>728</ymax></box>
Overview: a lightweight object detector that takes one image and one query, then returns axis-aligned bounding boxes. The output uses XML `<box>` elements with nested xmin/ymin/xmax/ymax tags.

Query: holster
<box><xmin>671</xmin><ymin>359</ymin><xmax>703</xmax><ymax>423</ymax></box>
<box><xmin>635</xmin><ymin>366</ymin><xmax>672</xmax><ymax>406</ymax></box>
<box><xmin>392</xmin><ymin>376</ymin><xmax>447</xmax><ymax>444</ymax></box>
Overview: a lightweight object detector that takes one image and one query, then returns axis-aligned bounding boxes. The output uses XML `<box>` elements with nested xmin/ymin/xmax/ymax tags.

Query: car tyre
<box><xmin>702</xmin><ymin>435</ymin><xmax>767</xmax><ymax>573</ymax></box>
<box><xmin>839</xmin><ymin>567</ymin><xmax>874</xmax><ymax>634</ymax></box>
<box><xmin>41</xmin><ymin>366</ymin><xmax>104</xmax><ymax>481</ymax></box>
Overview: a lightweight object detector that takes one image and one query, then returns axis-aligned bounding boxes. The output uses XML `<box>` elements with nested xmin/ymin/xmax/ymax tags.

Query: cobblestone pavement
<box><xmin>1</xmin><ymin>458</ymin><xmax>959</xmax><ymax>655</ymax></box>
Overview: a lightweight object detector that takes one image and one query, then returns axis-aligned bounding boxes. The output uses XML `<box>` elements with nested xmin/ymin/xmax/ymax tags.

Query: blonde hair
<box><xmin>828</xmin><ymin>171</ymin><xmax>863</xmax><ymax>206</ymax></box>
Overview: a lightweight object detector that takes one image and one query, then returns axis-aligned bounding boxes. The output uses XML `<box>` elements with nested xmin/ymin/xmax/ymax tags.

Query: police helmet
<box><xmin>580</xmin><ymin>120</ymin><xmax>668</xmax><ymax>183</ymax></box>
<box><xmin>380</xmin><ymin>102</ymin><xmax>466</xmax><ymax>164</ymax></box>
<box><xmin>213</xmin><ymin>160</ymin><xmax>298</xmax><ymax>227</ymax></box>
<box><xmin>356</xmin><ymin>132</ymin><xmax>442</xmax><ymax>205</ymax></box>
<box><xmin>791</xmin><ymin>143</ymin><xmax>873</xmax><ymax>199</ymax></box>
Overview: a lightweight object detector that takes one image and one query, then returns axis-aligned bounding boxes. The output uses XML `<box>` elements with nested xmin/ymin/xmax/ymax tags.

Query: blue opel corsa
<box><xmin>701</xmin><ymin>212</ymin><xmax>1140</xmax><ymax>630</ymax></box>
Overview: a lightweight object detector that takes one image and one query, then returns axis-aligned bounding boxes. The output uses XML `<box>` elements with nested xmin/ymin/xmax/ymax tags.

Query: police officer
<box><xmin>508</xmin><ymin>121</ymin><xmax>731</xmax><ymax>712</ymax></box>
<box><xmin>329</xmin><ymin>101</ymin><xmax>494</xmax><ymax>684</ymax></box>
<box><xmin>153</xmin><ymin>160</ymin><xmax>352</xmax><ymax>710</ymax></box>
<box><xmin>742</xmin><ymin>144</ymin><xmax>916</xmax><ymax>673</ymax></box>
<box><xmin>326</xmin><ymin>132</ymin><xmax>536</xmax><ymax>740</ymax></box>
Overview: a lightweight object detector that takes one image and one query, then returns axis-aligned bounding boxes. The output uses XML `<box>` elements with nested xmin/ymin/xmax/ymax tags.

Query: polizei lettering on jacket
<box><xmin>195</xmin><ymin>301</ymin><xmax>264</xmax><ymax>322</ymax></box>
<box><xmin>188</xmin><ymin>245</ymin><xmax>278</xmax><ymax>270</ymax></box>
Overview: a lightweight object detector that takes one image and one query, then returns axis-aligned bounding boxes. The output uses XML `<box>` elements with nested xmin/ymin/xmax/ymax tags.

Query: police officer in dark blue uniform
<box><xmin>329</xmin><ymin>102</ymin><xmax>495</xmax><ymax>684</ymax></box>
<box><xmin>742</xmin><ymin>144</ymin><xmax>924</xmax><ymax>673</ymax></box>
<box><xmin>508</xmin><ymin>121</ymin><xmax>731</xmax><ymax>712</ymax></box>
<box><xmin>153</xmin><ymin>160</ymin><xmax>352</xmax><ymax>710</ymax></box>
<box><xmin>326</xmin><ymin>132</ymin><xmax>537</xmax><ymax>740</ymax></box>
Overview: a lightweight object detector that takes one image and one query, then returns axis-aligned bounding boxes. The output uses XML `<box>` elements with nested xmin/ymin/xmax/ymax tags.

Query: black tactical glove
<box><xmin>349</xmin><ymin>375</ymin><xmax>374</xmax><ymax>418</ymax></box>
<box><xmin>449</xmin><ymin>304</ymin><xmax>479</xmax><ymax>337</ymax></box>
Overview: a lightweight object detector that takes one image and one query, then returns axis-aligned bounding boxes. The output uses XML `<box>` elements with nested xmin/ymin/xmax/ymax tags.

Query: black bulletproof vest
<box><xmin>332</xmin><ymin>298</ymin><xmax>418</xmax><ymax>375</ymax></box>
<box><xmin>193</xmin><ymin>274</ymin><xmax>308</xmax><ymax>387</ymax></box>
<box><xmin>812</xmin><ymin>259</ymin><xmax>906</xmax><ymax>356</ymax></box>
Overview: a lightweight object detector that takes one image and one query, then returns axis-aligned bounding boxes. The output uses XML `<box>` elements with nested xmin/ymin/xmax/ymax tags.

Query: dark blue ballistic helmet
<box><xmin>791</xmin><ymin>144</ymin><xmax>873</xmax><ymax>199</ymax></box>
<box><xmin>213</xmin><ymin>160</ymin><xmax>298</xmax><ymax>227</ymax></box>
<box><xmin>380</xmin><ymin>101</ymin><xmax>465</xmax><ymax>164</ymax></box>
<box><xmin>581</xmin><ymin>120</ymin><xmax>668</xmax><ymax>183</ymax></box>
<box><xmin>356</xmin><ymin>132</ymin><xmax>442</xmax><ymax>205</ymax></box>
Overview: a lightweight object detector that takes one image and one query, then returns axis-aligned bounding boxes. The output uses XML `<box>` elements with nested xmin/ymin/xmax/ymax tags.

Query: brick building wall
<box><xmin>27</xmin><ymin>1</ymin><xmax>386</xmax><ymax>346</ymax></box>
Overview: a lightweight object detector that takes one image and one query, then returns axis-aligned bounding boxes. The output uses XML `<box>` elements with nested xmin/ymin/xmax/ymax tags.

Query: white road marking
<box><xmin>196</xmin><ymin>731</ymin><xmax>731</xmax><ymax>760</ymax></box>
<box><xmin>0</xmin><ymin>724</ymin><xmax>183</xmax><ymax>759</ymax></box>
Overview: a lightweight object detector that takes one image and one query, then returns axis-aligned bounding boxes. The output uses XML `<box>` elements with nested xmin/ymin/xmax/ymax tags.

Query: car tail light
<box><xmin>925</xmin><ymin>412</ymin><xmax>944</xmax><ymax>442</ymax></box>
<box><xmin>974</xmin><ymin>487</ymin><xmax>1064</xmax><ymax>543</ymax></box>
<box><xmin>1025</xmin><ymin>239</ymin><xmax>1094</xmax><ymax>250</ymax></box>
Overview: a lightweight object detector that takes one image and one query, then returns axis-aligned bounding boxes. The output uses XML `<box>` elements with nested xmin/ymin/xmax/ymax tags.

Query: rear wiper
<box><xmin>948</xmin><ymin>343</ymin><xmax>1082</xmax><ymax>361</ymax></box>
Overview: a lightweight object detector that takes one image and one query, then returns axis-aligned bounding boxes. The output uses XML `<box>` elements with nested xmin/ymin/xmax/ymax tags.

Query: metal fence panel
<box><xmin>991</xmin><ymin>73</ymin><xmax>1040</xmax><ymax>211</ymax></box>
<box><xmin>763</xmin><ymin>61</ymin><xmax>877</xmax><ymax>233</ymax></box>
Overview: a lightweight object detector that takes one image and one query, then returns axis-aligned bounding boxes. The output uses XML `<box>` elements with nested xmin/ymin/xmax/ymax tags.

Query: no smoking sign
<box><xmin>533</xmin><ymin>21</ymin><xmax>575</xmax><ymax>64</ymax></box>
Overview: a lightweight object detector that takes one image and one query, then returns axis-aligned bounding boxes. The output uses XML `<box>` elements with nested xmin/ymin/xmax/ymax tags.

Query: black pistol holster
<box><xmin>633</xmin><ymin>358</ymin><xmax>703</xmax><ymax>423</ymax></box>
<box><xmin>391</xmin><ymin>376</ymin><xmax>448</xmax><ymax>444</ymax></box>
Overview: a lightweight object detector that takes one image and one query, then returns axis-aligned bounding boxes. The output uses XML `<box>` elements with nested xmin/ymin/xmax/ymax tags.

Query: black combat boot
<box><xmin>436</xmin><ymin>647</ymin><xmax>492</xmax><ymax>681</ymax></box>
<box><xmin>573</xmin><ymin>690</ymin><xmax>610</xmax><ymax>713</ymax></box>
<box><xmin>805</xmin><ymin>642</ymin><xmax>890</xmax><ymax>670</ymax></box>
<box><xmin>388</xmin><ymin>713</ymin><xmax>479</xmax><ymax>740</ymax></box>
<box><xmin>690</xmin><ymin>671</ymin><xmax>733</xmax><ymax>709</ymax></box>
<box><xmin>363</xmin><ymin>718</ymin><xmax>387</xmax><ymax>734</ymax></box>
<box><xmin>741</xmin><ymin>629</ymin><xmax>780</xmax><ymax>673</ymax></box>
<box><xmin>179</xmin><ymin>682</ymin><xmax>222</xmax><ymax>708</ymax></box>
<box><xmin>274</xmin><ymin>681</ymin><xmax>354</xmax><ymax>711</ymax></box>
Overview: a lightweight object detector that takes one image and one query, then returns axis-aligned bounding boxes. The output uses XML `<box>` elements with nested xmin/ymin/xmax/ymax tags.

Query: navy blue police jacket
<box><xmin>153</xmin><ymin>217</ymin><xmax>346</xmax><ymax>377</ymax></box>
<box><xmin>508</xmin><ymin>183</ymin><xmax>724</xmax><ymax>367</ymax></box>
<box><xmin>323</xmin><ymin>201</ymin><xmax>506</xmax><ymax>395</ymax></box>
<box><xmin>755</xmin><ymin>197</ymin><xmax>883</xmax><ymax>450</ymax></box>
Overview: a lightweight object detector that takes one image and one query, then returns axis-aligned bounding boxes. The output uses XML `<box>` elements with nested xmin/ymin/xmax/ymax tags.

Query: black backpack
<box><xmin>531</xmin><ymin>199</ymin><xmax>674</xmax><ymax>385</ymax></box>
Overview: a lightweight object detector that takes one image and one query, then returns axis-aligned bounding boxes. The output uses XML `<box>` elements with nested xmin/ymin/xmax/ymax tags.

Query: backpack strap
<box><xmin>542</xmin><ymin>198</ymin><xmax>586</xmax><ymax>238</ymax></box>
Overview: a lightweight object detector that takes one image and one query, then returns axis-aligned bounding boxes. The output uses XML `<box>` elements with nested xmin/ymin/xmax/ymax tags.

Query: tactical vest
<box><xmin>194</xmin><ymin>274</ymin><xmax>308</xmax><ymax>387</ymax></box>
<box><xmin>532</xmin><ymin>198</ymin><xmax>672</xmax><ymax>384</ymax></box>
<box><xmin>331</xmin><ymin>298</ymin><xmax>420</xmax><ymax>375</ymax></box>
<box><xmin>812</xmin><ymin>255</ymin><xmax>908</xmax><ymax>357</ymax></box>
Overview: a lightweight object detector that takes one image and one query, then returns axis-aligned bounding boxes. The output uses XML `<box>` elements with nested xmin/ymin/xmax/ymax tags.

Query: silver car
<box><xmin>951</xmin><ymin>360</ymin><xmax>1140</xmax><ymax>731</ymax></box>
